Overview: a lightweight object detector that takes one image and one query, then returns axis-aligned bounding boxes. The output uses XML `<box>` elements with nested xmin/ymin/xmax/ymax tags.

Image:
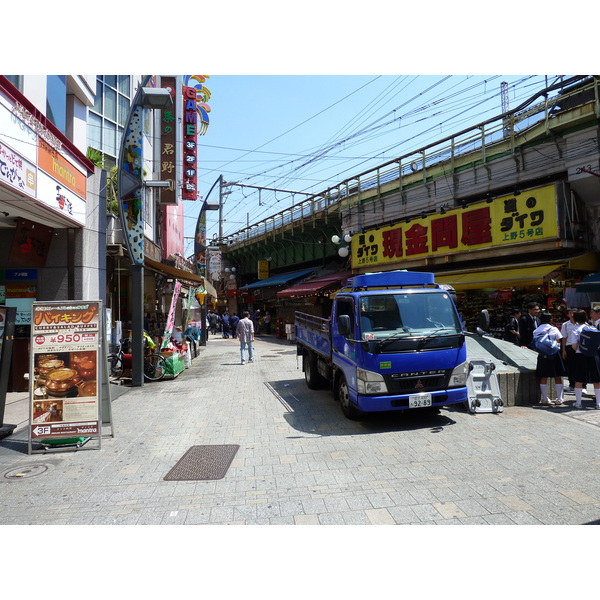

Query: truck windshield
<box><xmin>359</xmin><ymin>292</ymin><xmax>461</xmax><ymax>341</ymax></box>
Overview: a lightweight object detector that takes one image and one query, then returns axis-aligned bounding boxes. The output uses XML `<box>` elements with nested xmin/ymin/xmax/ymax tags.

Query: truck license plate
<box><xmin>409</xmin><ymin>393</ymin><xmax>432</xmax><ymax>408</ymax></box>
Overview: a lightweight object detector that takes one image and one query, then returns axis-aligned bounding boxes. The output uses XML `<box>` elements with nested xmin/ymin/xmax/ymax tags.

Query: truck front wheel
<box><xmin>336</xmin><ymin>375</ymin><xmax>363</xmax><ymax>420</ymax></box>
<box><xmin>304</xmin><ymin>352</ymin><xmax>325</xmax><ymax>389</ymax></box>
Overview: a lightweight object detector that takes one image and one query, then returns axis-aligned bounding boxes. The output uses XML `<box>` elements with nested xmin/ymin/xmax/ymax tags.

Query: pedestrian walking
<box><xmin>533</xmin><ymin>312</ymin><xmax>566</xmax><ymax>406</ymax></box>
<box><xmin>253</xmin><ymin>308</ymin><xmax>261</xmax><ymax>335</ymax></box>
<box><xmin>264</xmin><ymin>311</ymin><xmax>272</xmax><ymax>335</ymax></box>
<box><xmin>237</xmin><ymin>310</ymin><xmax>255</xmax><ymax>365</ymax></box>
<box><xmin>230</xmin><ymin>312</ymin><xmax>240</xmax><ymax>339</ymax></box>
<box><xmin>560</xmin><ymin>308</ymin><xmax>578</xmax><ymax>391</ymax></box>
<box><xmin>518</xmin><ymin>301</ymin><xmax>541</xmax><ymax>348</ymax></box>
<box><xmin>572</xmin><ymin>309</ymin><xmax>600</xmax><ymax>409</ymax></box>
<box><xmin>208</xmin><ymin>310</ymin><xmax>219</xmax><ymax>336</ymax></box>
<box><xmin>221</xmin><ymin>311</ymin><xmax>230</xmax><ymax>338</ymax></box>
<box><xmin>504</xmin><ymin>308</ymin><xmax>521</xmax><ymax>345</ymax></box>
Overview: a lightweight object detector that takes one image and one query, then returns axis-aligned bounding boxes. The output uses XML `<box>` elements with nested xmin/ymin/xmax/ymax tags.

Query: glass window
<box><xmin>118</xmin><ymin>75</ymin><xmax>130</xmax><ymax>96</ymax></box>
<box><xmin>46</xmin><ymin>75</ymin><xmax>67</xmax><ymax>134</ymax></box>
<box><xmin>103</xmin><ymin>121</ymin><xmax>117</xmax><ymax>156</ymax></box>
<box><xmin>102</xmin><ymin>75</ymin><xmax>117</xmax><ymax>88</ymax></box>
<box><xmin>93</xmin><ymin>80</ymin><xmax>103</xmax><ymax>113</ymax></box>
<box><xmin>87</xmin><ymin>112</ymin><xmax>102</xmax><ymax>150</ymax></box>
<box><xmin>118</xmin><ymin>94</ymin><xmax>129</xmax><ymax>127</ymax></box>
<box><xmin>103</xmin><ymin>86</ymin><xmax>117</xmax><ymax>121</ymax></box>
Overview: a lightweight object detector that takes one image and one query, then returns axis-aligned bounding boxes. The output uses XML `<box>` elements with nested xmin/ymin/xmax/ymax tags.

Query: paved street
<box><xmin>2</xmin><ymin>334</ymin><xmax>600</xmax><ymax>526</ymax></box>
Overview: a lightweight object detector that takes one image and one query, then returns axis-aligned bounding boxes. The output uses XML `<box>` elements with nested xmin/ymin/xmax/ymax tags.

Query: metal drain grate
<box><xmin>164</xmin><ymin>445</ymin><xmax>240</xmax><ymax>481</ymax></box>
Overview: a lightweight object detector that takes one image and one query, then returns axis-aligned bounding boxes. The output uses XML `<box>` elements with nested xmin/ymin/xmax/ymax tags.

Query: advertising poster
<box><xmin>161</xmin><ymin>281</ymin><xmax>182</xmax><ymax>350</ymax></box>
<box><xmin>29</xmin><ymin>301</ymin><xmax>102</xmax><ymax>442</ymax></box>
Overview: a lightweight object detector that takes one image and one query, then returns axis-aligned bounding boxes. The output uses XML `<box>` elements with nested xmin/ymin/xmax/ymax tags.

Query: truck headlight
<box><xmin>449</xmin><ymin>361</ymin><xmax>468</xmax><ymax>387</ymax></box>
<box><xmin>356</xmin><ymin>368</ymin><xmax>388</xmax><ymax>395</ymax></box>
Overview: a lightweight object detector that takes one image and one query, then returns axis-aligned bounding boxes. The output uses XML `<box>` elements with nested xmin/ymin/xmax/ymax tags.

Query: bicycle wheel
<box><xmin>108</xmin><ymin>354</ymin><xmax>123</xmax><ymax>380</ymax></box>
<box><xmin>144</xmin><ymin>353</ymin><xmax>167</xmax><ymax>382</ymax></box>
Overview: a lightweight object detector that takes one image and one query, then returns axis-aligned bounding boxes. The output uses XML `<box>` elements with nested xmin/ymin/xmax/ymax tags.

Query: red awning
<box><xmin>277</xmin><ymin>271</ymin><xmax>352</xmax><ymax>297</ymax></box>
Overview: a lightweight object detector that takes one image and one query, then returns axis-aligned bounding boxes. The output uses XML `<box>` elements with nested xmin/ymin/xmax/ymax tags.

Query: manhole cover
<box><xmin>4</xmin><ymin>464</ymin><xmax>49</xmax><ymax>480</ymax></box>
<box><xmin>164</xmin><ymin>445</ymin><xmax>239</xmax><ymax>481</ymax></box>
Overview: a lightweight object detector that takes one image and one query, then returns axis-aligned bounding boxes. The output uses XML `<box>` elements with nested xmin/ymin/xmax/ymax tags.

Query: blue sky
<box><xmin>182</xmin><ymin>74</ymin><xmax>565</xmax><ymax>257</ymax></box>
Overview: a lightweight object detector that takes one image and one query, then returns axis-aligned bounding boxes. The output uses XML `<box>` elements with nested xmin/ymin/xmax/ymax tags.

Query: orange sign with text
<box><xmin>37</xmin><ymin>139</ymin><xmax>86</xmax><ymax>199</ymax></box>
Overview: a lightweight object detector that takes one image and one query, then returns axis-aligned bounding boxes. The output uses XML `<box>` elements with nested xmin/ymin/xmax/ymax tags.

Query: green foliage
<box><xmin>86</xmin><ymin>146</ymin><xmax>104</xmax><ymax>167</ymax></box>
<box><xmin>107</xmin><ymin>166</ymin><xmax>119</xmax><ymax>215</ymax></box>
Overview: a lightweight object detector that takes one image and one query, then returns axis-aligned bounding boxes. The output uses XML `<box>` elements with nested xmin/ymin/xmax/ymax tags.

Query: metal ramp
<box><xmin>466</xmin><ymin>358</ymin><xmax>504</xmax><ymax>413</ymax></box>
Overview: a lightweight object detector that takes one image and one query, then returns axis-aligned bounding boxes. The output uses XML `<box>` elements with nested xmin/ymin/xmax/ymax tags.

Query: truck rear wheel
<box><xmin>304</xmin><ymin>352</ymin><xmax>326</xmax><ymax>389</ymax></box>
<box><xmin>337</xmin><ymin>375</ymin><xmax>363</xmax><ymax>420</ymax></box>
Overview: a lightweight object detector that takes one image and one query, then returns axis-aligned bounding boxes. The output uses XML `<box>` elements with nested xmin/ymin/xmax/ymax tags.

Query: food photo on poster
<box><xmin>32</xmin><ymin>350</ymin><xmax>98</xmax><ymax>419</ymax></box>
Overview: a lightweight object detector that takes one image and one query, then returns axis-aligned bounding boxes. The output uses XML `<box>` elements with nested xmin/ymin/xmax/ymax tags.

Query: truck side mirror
<box><xmin>337</xmin><ymin>314</ymin><xmax>352</xmax><ymax>337</ymax></box>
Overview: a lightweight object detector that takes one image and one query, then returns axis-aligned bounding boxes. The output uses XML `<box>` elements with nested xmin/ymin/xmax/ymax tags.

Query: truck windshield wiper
<box><xmin>416</xmin><ymin>328</ymin><xmax>456</xmax><ymax>349</ymax></box>
<box><xmin>376</xmin><ymin>329</ymin><xmax>413</xmax><ymax>347</ymax></box>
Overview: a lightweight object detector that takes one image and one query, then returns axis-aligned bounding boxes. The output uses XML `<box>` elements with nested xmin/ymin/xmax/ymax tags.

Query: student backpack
<box><xmin>532</xmin><ymin>332</ymin><xmax>560</xmax><ymax>356</ymax></box>
<box><xmin>579</xmin><ymin>325</ymin><xmax>600</xmax><ymax>357</ymax></box>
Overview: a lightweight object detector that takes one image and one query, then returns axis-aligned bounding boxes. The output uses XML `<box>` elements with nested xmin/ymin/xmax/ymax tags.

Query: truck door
<box><xmin>332</xmin><ymin>297</ymin><xmax>357</xmax><ymax>373</ymax></box>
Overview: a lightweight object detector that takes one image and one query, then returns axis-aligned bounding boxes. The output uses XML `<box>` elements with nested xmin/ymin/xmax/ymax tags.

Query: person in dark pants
<box><xmin>533</xmin><ymin>312</ymin><xmax>566</xmax><ymax>406</ymax></box>
<box><xmin>230</xmin><ymin>312</ymin><xmax>239</xmax><ymax>340</ymax></box>
<box><xmin>572</xmin><ymin>309</ymin><xmax>600</xmax><ymax>409</ymax></box>
<box><xmin>560</xmin><ymin>308</ymin><xmax>577</xmax><ymax>391</ymax></box>
<box><xmin>221</xmin><ymin>312</ymin><xmax>230</xmax><ymax>338</ymax></box>
<box><xmin>518</xmin><ymin>301</ymin><xmax>541</xmax><ymax>348</ymax></box>
<box><xmin>504</xmin><ymin>309</ymin><xmax>521</xmax><ymax>345</ymax></box>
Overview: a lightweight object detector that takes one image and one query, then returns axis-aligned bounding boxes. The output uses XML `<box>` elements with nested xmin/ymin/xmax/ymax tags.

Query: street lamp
<box><xmin>118</xmin><ymin>76</ymin><xmax>173</xmax><ymax>387</ymax></box>
<box><xmin>331</xmin><ymin>232</ymin><xmax>353</xmax><ymax>258</ymax></box>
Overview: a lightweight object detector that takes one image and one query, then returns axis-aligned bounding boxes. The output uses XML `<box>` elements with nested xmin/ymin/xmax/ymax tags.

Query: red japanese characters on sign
<box><xmin>353</xmin><ymin>184</ymin><xmax>558</xmax><ymax>268</ymax></box>
<box><xmin>181</xmin><ymin>86</ymin><xmax>198</xmax><ymax>201</ymax></box>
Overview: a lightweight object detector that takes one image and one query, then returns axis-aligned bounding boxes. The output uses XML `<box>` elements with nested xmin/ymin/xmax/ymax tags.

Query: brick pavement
<box><xmin>1</xmin><ymin>334</ymin><xmax>600</xmax><ymax>526</ymax></box>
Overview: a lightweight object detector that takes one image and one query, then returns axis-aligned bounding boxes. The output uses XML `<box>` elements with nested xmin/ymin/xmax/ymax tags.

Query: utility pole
<box><xmin>501</xmin><ymin>81</ymin><xmax>510</xmax><ymax>138</ymax></box>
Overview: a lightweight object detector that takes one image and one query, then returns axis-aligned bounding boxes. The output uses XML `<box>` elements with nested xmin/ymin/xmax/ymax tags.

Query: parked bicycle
<box><xmin>107</xmin><ymin>338</ymin><xmax>167</xmax><ymax>382</ymax></box>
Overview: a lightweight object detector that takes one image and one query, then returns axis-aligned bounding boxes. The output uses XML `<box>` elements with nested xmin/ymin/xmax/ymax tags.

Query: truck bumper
<box><xmin>353</xmin><ymin>386</ymin><xmax>468</xmax><ymax>413</ymax></box>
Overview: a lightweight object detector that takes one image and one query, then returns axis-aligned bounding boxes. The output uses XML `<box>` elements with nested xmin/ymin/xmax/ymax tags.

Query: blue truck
<box><xmin>295</xmin><ymin>270</ymin><xmax>469</xmax><ymax>419</ymax></box>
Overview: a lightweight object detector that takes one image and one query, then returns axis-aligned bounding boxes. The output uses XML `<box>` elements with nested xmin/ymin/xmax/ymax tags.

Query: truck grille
<box><xmin>384</xmin><ymin>369</ymin><xmax>450</xmax><ymax>394</ymax></box>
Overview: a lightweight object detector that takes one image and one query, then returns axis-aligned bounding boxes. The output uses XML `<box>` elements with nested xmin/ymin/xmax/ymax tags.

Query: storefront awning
<box><xmin>277</xmin><ymin>271</ymin><xmax>352</xmax><ymax>297</ymax></box>
<box><xmin>435</xmin><ymin>263</ymin><xmax>565</xmax><ymax>291</ymax></box>
<box><xmin>240</xmin><ymin>268</ymin><xmax>315</xmax><ymax>290</ymax></box>
<box><xmin>575</xmin><ymin>271</ymin><xmax>600</xmax><ymax>293</ymax></box>
<box><xmin>144</xmin><ymin>257</ymin><xmax>218</xmax><ymax>297</ymax></box>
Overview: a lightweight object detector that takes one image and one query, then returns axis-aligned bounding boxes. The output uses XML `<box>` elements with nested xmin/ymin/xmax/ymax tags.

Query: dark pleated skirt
<box><xmin>574</xmin><ymin>353</ymin><xmax>600</xmax><ymax>384</ymax></box>
<box><xmin>536</xmin><ymin>352</ymin><xmax>567</xmax><ymax>378</ymax></box>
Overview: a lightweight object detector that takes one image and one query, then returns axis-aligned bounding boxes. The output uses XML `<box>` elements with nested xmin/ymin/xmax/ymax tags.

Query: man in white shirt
<box><xmin>561</xmin><ymin>308</ymin><xmax>577</xmax><ymax>391</ymax></box>
<box><xmin>236</xmin><ymin>311</ymin><xmax>255</xmax><ymax>365</ymax></box>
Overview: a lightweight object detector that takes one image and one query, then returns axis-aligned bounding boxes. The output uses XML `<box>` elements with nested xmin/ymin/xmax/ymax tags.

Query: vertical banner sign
<box><xmin>29</xmin><ymin>301</ymin><xmax>102</xmax><ymax>445</ymax></box>
<box><xmin>182</xmin><ymin>86</ymin><xmax>198</xmax><ymax>200</ymax></box>
<box><xmin>160</xmin><ymin>76</ymin><xmax>177</xmax><ymax>205</ymax></box>
<box><xmin>161</xmin><ymin>280</ymin><xmax>182</xmax><ymax>350</ymax></box>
